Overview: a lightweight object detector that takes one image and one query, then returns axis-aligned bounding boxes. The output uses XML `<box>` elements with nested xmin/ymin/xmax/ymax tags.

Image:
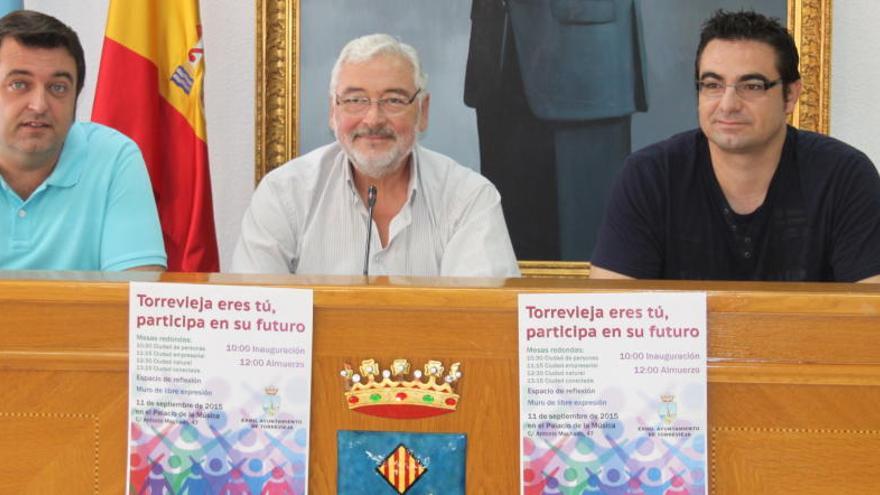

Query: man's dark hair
<box><xmin>0</xmin><ymin>10</ymin><xmax>85</xmax><ymax>96</ymax></box>
<box><xmin>695</xmin><ymin>10</ymin><xmax>800</xmax><ymax>98</ymax></box>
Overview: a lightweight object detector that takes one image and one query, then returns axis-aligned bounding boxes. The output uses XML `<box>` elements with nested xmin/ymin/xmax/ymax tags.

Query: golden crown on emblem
<box><xmin>340</xmin><ymin>359</ymin><xmax>462</xmax><ymax>419</ymax></box>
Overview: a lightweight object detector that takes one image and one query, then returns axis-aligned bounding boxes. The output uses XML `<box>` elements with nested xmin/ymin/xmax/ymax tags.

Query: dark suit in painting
<box><xmin>465</xmin><ymin>0</ymin><xmax>647</xmax><ymax>260</ymax></box>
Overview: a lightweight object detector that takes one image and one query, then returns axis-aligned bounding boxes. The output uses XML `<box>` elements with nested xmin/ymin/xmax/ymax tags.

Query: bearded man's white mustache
<box><xmin>353</xmin><ymin>127</ymin><xmax>396</xmax><ymax>140</ymax></box>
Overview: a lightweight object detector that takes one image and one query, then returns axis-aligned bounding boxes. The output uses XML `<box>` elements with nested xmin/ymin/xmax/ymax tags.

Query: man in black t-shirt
<box><xmin>590</xmin><ymin>10</ymin><xmax>880</xmax><ymax>282</ymax></box>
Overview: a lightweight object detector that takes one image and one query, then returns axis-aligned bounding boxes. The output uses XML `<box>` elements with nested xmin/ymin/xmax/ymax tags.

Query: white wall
<box><xmin>830</xmin><ymin>0</ymin><xmax>879</xmax><ymax>166</ymax></box>
<box><xmin>25</xmin><ymin>0</ymin><xmax>254</xmax><ymax>270</ymax></box>
<box><xmin>17</xmin><ymin>1</ymin><xmax>880</xmax><ymax>271</ymax></box>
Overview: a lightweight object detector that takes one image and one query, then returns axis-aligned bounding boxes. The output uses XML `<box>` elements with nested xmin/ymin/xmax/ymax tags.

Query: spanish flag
<box><xmin>92</xmin><ymin>0</ymin><xmax>219</xmax><ymax>272</ymax></box>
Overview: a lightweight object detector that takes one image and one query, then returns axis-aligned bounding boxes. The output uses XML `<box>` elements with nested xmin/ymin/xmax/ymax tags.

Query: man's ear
<box><xmin>417</xmin><ymin>93</ymin><xmax>430</xmax><ymax>133</ymax></box>
<box><xmin>328</xmin><ymin>96</ymin><xmax>337</xmax><ymax>132</ymax></box>
<box><xmin>784</xmin><ymin>79</ymin><xmax>802</xmax><ymax>114</ymax></box>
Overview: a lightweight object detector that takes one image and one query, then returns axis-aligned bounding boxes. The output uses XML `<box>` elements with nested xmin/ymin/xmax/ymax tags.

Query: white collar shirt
<box><xmin>231</xmin><ymin>142</ymin><xmax>519</xmax><ymax>277</ymax></box>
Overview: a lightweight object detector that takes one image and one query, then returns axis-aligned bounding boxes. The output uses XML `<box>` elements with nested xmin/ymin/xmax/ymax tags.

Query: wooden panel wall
<box><xmin>0</xmin><ymin>273</ymin><xmax>878</xmax><ymax>494</ymax></box>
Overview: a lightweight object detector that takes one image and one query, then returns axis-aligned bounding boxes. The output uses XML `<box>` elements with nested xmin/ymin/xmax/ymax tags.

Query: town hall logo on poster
<box><xmin>659</xmin><ymin>393</ymin><xmax>678</xmax><ymax>424</ymax></box>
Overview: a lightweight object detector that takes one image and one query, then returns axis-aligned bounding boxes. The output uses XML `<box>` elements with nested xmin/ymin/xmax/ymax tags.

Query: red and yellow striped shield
<box><xmin>377</xmin><ymin>444</ymin><xmax>428</xmax><ymax>494</ymax></box>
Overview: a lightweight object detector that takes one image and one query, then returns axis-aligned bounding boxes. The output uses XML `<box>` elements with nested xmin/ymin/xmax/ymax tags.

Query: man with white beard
<box><xmin>232</xmin><ymin>34</ymin><xmax>519</xmax><ymax>277</ymax></box>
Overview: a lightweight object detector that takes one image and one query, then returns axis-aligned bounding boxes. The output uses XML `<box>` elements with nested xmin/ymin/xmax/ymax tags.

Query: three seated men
<box><xmin>2</xmin><ymin>9</ymin><xmax>877</xmax><ymax>282</ymax></box>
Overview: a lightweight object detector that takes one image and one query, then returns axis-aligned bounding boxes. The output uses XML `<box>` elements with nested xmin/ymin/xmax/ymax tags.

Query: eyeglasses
<box><xmin>695</xmin><ymin>79</ymin><xmax>782</xmax><ymax>100</ymax></box>
<box><xmin>335</xmin><ymin>89</ymin><xmax>421</xmax><ymax>115</ymax></box>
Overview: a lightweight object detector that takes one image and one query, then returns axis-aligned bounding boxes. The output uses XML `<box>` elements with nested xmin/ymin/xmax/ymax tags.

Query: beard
<box><xmin>337</xmin><ymin>125</ymin><xmax>415</xmax><ymax>178</ymax></box>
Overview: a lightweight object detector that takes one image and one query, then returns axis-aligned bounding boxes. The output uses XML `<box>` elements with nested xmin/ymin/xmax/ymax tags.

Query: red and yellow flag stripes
<box><xmin>92</xmin><ymin>0</ymin><xmax>219</xmax><ymax>272</ymax></box>
<box><xmin>377</xmin><ymin>445</ymin><xmax>428</xmax><ymax>493</ymax></box>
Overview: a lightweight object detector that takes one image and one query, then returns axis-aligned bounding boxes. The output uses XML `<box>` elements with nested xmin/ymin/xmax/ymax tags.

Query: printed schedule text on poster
<box><xmin>519</xmin><ymin>292</ymin><xmax>707</xmax><ymax>495</ymax></box>
<box><xmin>128</xmin><ymin>282</ymin><xmax>313</xmax><ymax>495</ymax></box>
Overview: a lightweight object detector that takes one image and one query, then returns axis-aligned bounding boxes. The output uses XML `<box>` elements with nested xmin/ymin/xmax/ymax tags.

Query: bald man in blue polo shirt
<box><xmin>0</xmin><ymin>11</ymin><xmax>165</xmax><ymax>271</ymax></box>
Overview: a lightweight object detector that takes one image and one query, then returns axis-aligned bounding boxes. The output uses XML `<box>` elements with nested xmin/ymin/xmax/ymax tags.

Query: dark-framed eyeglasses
<box><xmin>335</xmin><ymin>89</ymin><xmax>422</xmax><ymax>115</ymax></box>
<box><xmin>695</xmin><ymin>79</ymin><xmax>783</xmax><ymax>100</ymax></box>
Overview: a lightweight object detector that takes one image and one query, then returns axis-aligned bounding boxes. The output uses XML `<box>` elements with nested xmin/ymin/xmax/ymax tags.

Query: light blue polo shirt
<box><xmin>0</xmin><ymin>122</ymin><xmax>167</xmax><ymax>271</ymax></box>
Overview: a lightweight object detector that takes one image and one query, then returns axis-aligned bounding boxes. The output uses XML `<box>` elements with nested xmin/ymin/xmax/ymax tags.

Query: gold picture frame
<box><xmin>254</xmin><ymin>0</ymin><xmax>832</xmax><ymax>183</ymax></box>
<box><xmin>787</xmin><ymin>0</ymin><xmax>833</xmax><ymax>135</ymax></box>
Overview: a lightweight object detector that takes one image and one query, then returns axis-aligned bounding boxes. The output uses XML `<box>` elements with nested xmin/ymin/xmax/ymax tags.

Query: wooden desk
<box><xmin>1</xmin><ymin>273</ymin><xmax>878</xmax><ymax>493</ymax></box>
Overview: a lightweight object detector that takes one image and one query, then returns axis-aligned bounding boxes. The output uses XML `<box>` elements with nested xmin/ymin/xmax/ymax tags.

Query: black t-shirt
<box><xmin>592</xmin><ymin>126</ymin><xmax>880</xmax><ymax>281</ymax></box>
